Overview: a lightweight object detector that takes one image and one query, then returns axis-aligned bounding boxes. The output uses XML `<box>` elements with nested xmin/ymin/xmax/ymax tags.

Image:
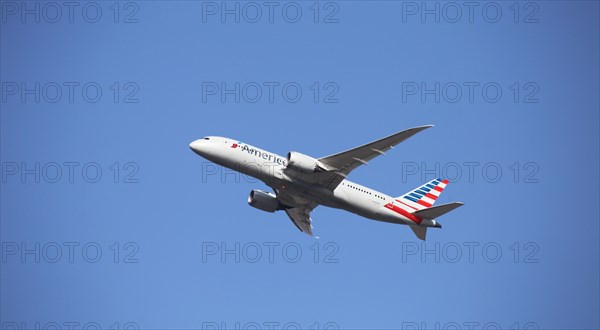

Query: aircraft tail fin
<box><xmin>397</xmin><ymin>178</ymin><xmax>449</xmax><ymax>210</ymax></box>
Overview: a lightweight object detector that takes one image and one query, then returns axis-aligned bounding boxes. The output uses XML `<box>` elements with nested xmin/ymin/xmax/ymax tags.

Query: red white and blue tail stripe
<box><xmin>397</xmin><ymin>178</ymin><xmax>449</xmax><ymax>211</ymax></box>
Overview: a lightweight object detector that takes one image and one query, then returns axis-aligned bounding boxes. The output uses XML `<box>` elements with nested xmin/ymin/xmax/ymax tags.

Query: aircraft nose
<box><xmin>189</xmin><ymin>139</ymin><xmax>212</xmax><ymax>156</ymax></box>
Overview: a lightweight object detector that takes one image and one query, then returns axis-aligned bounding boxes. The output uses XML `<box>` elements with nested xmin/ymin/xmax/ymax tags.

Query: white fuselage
<box><xmin>191</xmin><ymin>136</ymin><xmax>425</xmax><ymax>227</ymax></box>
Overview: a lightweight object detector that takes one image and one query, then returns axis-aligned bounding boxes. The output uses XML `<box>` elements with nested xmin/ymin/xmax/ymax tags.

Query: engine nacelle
<box><xmin>248</xmin><ymin>190</ymin><xmax>282</xmax><ymax>213</ymax></box>
<box><xmin>286</xmin><ymin>151</ymin><xmax>328</xmax><ymax>173</ymax></box>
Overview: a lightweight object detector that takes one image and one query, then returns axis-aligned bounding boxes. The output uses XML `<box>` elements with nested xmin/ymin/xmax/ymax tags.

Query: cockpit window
<box><xmin>203</xmin><ymin>137</ymin><xmax>210</xmax><ymax>140</ymax></box>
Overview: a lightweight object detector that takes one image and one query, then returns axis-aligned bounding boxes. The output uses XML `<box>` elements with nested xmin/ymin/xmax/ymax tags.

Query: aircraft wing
<box><xmin>275</xmin><ymin>189</ymin><xmax>318</xmax><ymax>236</ymax></box>
<box><xmin>316</xmin><ymin>125</ymin><xmax>433</xmax><ymax>190</ymax></box>
<box><xmin>284</xmin><ymin>207</ymin><xmax>316</xmax><ymax>236</ymax></box>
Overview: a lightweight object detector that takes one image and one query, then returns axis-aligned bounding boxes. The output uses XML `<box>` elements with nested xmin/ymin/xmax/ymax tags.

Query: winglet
<box><xmin>403</xmin><ymin>125</ymin><xmax>434</xmax><ymax>136</ymax></box>
<box><xmin>416</xmin><ymin>124</ymin><xmax>434</xmax><ymax>129</ymax></box>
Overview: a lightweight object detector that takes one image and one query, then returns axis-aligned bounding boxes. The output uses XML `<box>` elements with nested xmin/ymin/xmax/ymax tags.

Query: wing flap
<box><xmin>284</xmin><ymin>207</ymin><xmax>315</xmax><ymax>236</ymax></box>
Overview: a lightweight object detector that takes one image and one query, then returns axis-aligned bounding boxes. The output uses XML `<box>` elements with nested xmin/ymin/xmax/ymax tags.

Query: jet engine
<box><xmin>286</xmin><ymin>151</ymin><xmax>329</xmax><ymax>173</ymax></box>
<box><xmin>248</xmin><ymin>190</ymin><xmax>282</xmax><ymax>213</ymax></box>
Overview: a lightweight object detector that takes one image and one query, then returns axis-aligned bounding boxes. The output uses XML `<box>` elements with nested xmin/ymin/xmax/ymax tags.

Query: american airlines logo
<box><xmin>236</xmin><ymin>143</ymin><xmax>287</xmax><ymax>166</ymax></box>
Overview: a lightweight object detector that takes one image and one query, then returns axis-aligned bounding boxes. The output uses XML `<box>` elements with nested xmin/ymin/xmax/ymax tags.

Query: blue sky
<box><xmin>1</xmin><ymin>1</ymin><xmax>599</xmax><ymax>329</ymax></box>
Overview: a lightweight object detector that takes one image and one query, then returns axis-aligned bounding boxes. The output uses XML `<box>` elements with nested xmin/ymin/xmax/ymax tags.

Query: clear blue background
<box><xmin>1</xmin><ymin>1</ymin><xmax>598</xmax><ymax>329</ymax></box>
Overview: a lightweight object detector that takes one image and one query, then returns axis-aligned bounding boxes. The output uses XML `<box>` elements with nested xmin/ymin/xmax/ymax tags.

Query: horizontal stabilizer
<box><xmin>413</xmin><ymin>202</ymin><xmax>464</xmax><ymax>220</ymax></box>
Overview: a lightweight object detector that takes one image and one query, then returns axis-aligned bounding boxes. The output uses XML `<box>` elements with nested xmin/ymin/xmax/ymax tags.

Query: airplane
<box><xmin>189</xmin><ymin>125</ymin><xmax>463</xmax><ymax>240</ymax></box>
